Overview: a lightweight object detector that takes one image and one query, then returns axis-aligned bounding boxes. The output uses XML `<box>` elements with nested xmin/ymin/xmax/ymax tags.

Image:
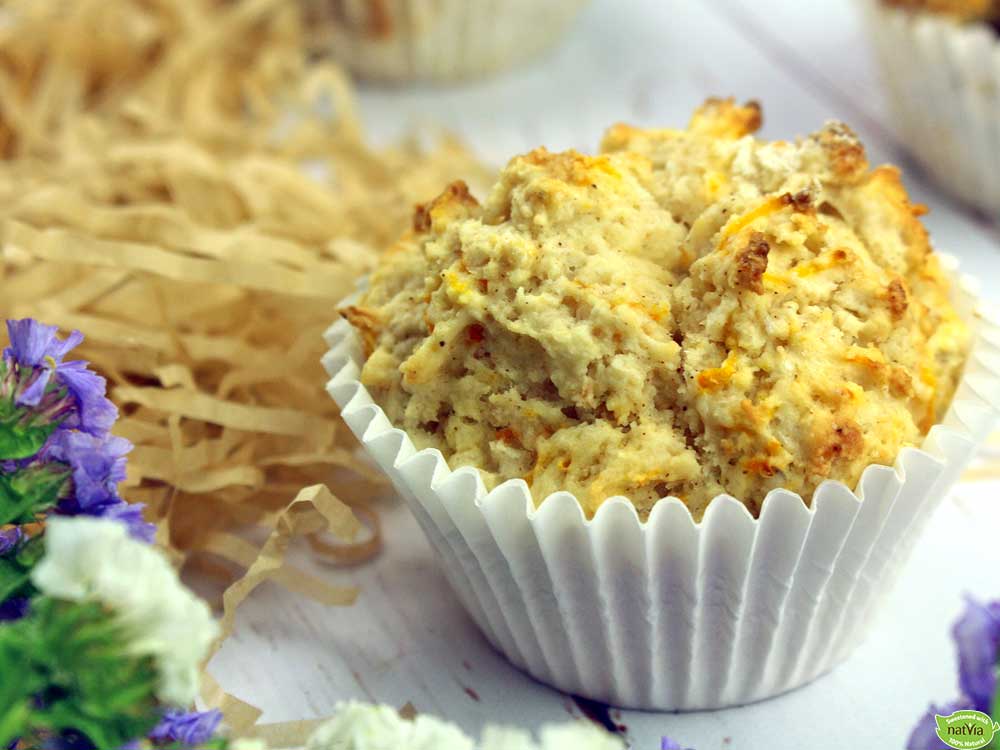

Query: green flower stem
<box><xmin>0</xmin><ymin>476</ymin><xmax>24</xmax><ymax>525</ymax></box>
<box><xmin>0</xmin><ymin>597</ymin><xmax>162</xmax><ymax>748</ymax></box>
<box><xmin>0</xmin><ymin>623</ymin><xmax>43</xmax><ymax>748</ymax></box>
<box><xmin>0</xmin><ymin>534</ymin><xmax>43</xmax><ymax>605</ymax></box>
<box><xmin>0</xmin><ymin>568</ymin><xmax>29</xmax><ymax>603</ymax></box>
<box><xmin>0</xmin><ymin>408</ymin><xmax>57</xmax><ymax>462</ymax></box>
<box><xmin>0</xmin><ymin>358</ymin><xmax>61</xmax><ymax>461</ymax></box>
<box><xmin>0</xmin><ymin>424</ymin><xmax>56</xmax><ymax>462</ymax></box>
<box><xmin>0</xmin><ymin>466</ymin><xmax>69</xmax><ymax>526</ymax></box>
<box><xmin>0</xmin><ymin>492</ymin><xmax>42</xmax><ymax>527</ymax></box>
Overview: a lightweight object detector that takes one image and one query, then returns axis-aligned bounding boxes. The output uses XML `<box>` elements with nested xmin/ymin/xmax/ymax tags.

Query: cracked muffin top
<box><xmin>342</xmin><ymin>99</ymin><xmax>970</xmax><ymax>520</ymax></box>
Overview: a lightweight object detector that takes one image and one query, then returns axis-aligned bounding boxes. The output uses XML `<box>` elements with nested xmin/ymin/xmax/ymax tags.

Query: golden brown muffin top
<box><xmin>344</xmin><ymin>99</ymin><xmax>969</xmax><ymax>519</ymax></box>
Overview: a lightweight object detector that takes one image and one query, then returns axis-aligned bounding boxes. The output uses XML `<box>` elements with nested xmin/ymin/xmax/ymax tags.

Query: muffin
<box><xmin>342</xmin><ymin>98</ymin><xmax>969</xmax><ymax>520</ymax></box>
<box><xmin>323</xmin><ymin>101</ymin><xmax>998</xmax><ymax>710</ymax></box>
<box><xmin>861</xmin><ymin>0</ymin><xmax>1000</xmax><ymax>214</ymax></box>
<box><xmin>304</xmin><ymin>0</ymin><xmax>589</xmax><ymax>83</ymax></box>
<box><xmin>881</xmin><ymin>0</ymin><xmax>998</xmax><ymax>21</ymax></box>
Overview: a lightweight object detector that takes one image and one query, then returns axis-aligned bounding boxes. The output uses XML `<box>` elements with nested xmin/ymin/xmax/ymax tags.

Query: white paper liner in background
<box><xmin>305</xmin><ymin>0</ymin><xmax>589</xmax><ymax>83</ymax></box>
<box><xmin>321</xmin><ymin>260</ymin><xmax>1000</xmax><ymax>710</ymax></box>
<box><xmin>860</xmin><ymin>0</ymin><xmax>1000</xmax><ymax>216</ymax></box>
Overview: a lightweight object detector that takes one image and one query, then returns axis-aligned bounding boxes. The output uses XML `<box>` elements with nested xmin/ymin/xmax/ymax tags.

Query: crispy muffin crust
<box><xmin>345</xmin><ymin>100</ymin><xmax>970</xmax><ymax>519</ymax></box>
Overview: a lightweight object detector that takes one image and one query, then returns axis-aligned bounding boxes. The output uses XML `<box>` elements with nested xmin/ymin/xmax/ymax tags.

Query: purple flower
<box><xmin>953</xmin><ymin>596</ymin><xmax>1000</xmax><ymax>712</ymax></box>
<box><xmin>5</xmin><ymin>320</ymin><xmax>83</xmax><ymax>407</ymax></box>
<box><xmin>0</xmin><ymin>526</ymin><xmax>22</xmax><ymax>556</ymax></box>
<box><xmin>5</xmin><ymin>319</ymin><xmax>83</xmax><ymax>372</ymax></box>
<box><xmin>41</xmin><ymin>431</ymin><xmax>154</xmax><ymax>540</ymax></box>
<box><xmin>52</xmin><ymin>361</ymin><xmax>117</xmax><ymax>437</ymax></box>
<box><xmin>907</xmin><ymin>597</ymin><xmax>1000</xmax><ymax>746</ymax></box>
<box><xmin>100</xmin><ymin>501</ymin><xmax>156</xmax><ymax>543</ymax></box>
<box><xmin>906</xmin><ymin>700</ymin><xmax>970</xmax><ymax>750</ymax></box>
<box><xmin>45</xmin><ymin>430</ymin><xmax>131</xmax><ymax>514</ymax></box>
<box><xmin>149</xmin><ymin>708</ymin><xmax>223</xmax><ymax>746</ymax></box>
<box><xmin>3</xmin><ymin>319</ymin><xmax>116</xmax><ymax>436</ymax></box>
<box><xmin>661</xmin><ymin>739</ymin><xmax>683</xmax><ymax>750</ymax></box>
<box><xmin>0</xmin><ymin>596</ymin><xmax>28</xmax><ymax>622</ymax></box>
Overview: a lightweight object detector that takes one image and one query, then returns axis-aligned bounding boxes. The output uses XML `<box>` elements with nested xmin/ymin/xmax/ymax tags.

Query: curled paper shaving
<box><xmin>199</xmin><ymin>485</ymin><xmax>365</xmax><ymax>737</ymax></box>
<box><xmin>208</xmin><ymin>483</ymin><xmax>361</xmax><ymax>653</ymax></box>
<box><xmin>206</xmin><ymin>658</ymin><xmax>326</xmax><ymax>745</ymax></box>
<box><xmin>201</xmin><ymin>672</ymin><xmax>264</xmax><ymax>735</ymax></box>
<box><xmin>244</xmin><ymin>718</ymin><xmax>327</xmax><ymax>746</ymax></box>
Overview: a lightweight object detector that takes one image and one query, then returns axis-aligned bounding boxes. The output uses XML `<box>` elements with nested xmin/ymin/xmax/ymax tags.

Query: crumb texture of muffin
<box><xmin>344</xmin><ymin>99</ymin><xmax>970</xmax><ymax>519</ymax></box>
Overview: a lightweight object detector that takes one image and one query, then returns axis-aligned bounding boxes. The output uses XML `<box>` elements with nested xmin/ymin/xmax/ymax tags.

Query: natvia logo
<box><xmin>935</xmin><ymin>709</ymin><xmax>1000</xmax><ymax>750</ymax></box>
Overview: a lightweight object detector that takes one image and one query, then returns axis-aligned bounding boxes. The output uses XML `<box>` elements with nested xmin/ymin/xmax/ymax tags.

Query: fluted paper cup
<box><xmin>860</xmin><ymin>0</ymin><xmax>1000</xmax><ymax>215</ymax></box>
<box><xmin>305</xmin><ymin>0</ymin><xmax>589</xmax><ymax>83</ymax></box>
<box><xmin>321</xmin><ymin>257</ymin><xmax>1000</xmax><ymax>710</ymax></box>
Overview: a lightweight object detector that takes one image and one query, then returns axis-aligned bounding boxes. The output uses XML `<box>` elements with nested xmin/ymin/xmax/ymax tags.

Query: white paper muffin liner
<box><xmin>306</xmin><ymin>0</ymin><xmax>589</xmax><ymax>83</ymax></box>
<box><xmin>861</xmin><ymin>0</ymin><xmax>1000</xmax><ymax>215</ymax></box>
<box><xmin>322</xmin><ymin>257</ymin><xmax>1000</xmax><ymax>710</ymax></box>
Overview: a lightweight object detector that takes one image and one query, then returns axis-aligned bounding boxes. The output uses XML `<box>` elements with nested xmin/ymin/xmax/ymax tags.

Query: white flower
<box><xmin>229</xmin><ymin>740</ymin><xmax>268</xmax><ymax>750</ymax></box>
<box><xmin>479</xmin><ymin>727</ymin><xmax>534</xmax><ymax>750</ymax></box>
<box><xmin>307</xmin><ymin>702</ymin><xmax>625</xmax><ymax>750</ymax></box>
<box><xmin>535</xmin><ymin>724</ymin><xmax>625</xmax><ymax>750</ymax></box>
<box><xmin>306</xmin><ymin>703</ymin><xmax>405</xmax><ymax>749</ymax></box>
<box><xmin>307</xmin><ymin>702</ymin><xmax>474</xmax><ymax>750</ymax></box>
<box><xmin>481</xmin><ymin>722</ymin><xmax>625</xmax><ymax>750</ymax></box>
<box><xmin>30</xmin><ymin>516</ymin><xmax>219</xmax><ymax>706</ymax></box>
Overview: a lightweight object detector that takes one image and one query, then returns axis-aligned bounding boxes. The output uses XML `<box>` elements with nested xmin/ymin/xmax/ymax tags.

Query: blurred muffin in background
<box><xmin>882</xmin><ymin>0</ymin><xmax>998</xmax><ymax>22</ymax></box>
<box><xmin>861</xmin><ymin>0</ymin><xmax>1000</xmax><ymax>215</ymax></box>
<box><xmin>305</xmin><ymin>0</ymin><xmax>589</xmax><ymax>83</ymax></box>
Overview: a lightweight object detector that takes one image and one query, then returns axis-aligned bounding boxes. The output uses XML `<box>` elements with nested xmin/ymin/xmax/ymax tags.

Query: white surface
<box><xmin>209</xmin><ymin>1</ymin><xmax>1000</xmax><ymax>747</ymax></box>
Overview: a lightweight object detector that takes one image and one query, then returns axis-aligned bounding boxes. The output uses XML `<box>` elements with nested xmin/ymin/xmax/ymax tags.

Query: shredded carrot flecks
<box><xmin>445</xmin><ymin>271</ymin><xmax>470</xmax><ymax>296</ymax></box>
<box><xmin>744</xmin><ymin>457</ymin><xmax>778</xmax><ymax>477</ymax></box>
<box><xmin>467</xmin><ymin>324</ymin><xmax>485</xmax><ymax>343</ymax></box>
<box><xmin>496</xmin><ymin>427</ymin><xmax>519</xmax><ymax>445</ymax></box>
<box><xmin>696</xmin><ymin>352</ymin><xmax>738</xmax><ymax>392</ymax></box>
<box><xmin>793</xmin><ymin>248</ymin><xmax>852</xmax><ymax>278</ymax></box>
<box><xmin>761</xmin><ymin>271</ymin><xmax>790</xmax><ymax>289</ymax></box>
<box><xmin>720</xmin><ymin>196</ymin><xmax>788</xmax><ymax>246</ymax></box>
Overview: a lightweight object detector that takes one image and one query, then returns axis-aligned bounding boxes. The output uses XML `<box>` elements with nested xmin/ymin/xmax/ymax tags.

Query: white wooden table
<box><xmin>209</xmin><ymin>1</ymin><xmax>1000</xmax><ymax>747</ymax></box>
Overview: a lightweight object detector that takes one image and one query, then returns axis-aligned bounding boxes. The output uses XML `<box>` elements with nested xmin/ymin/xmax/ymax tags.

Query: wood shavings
<box><xmin>0</xmin><ymin>0</ymin><xmax>488</xmax><ymax>547</ymax></box>
<box><xmin>201</xmin><ymin>672</ymin><xmax>264</xmax><ymax>735</ymax></box>
<box><xmin>196</xmin><ymin>484</ymin><xmax>365</xmax><ymax>737</ymax></box>
<box><xmin>244</xmin><ymin>717</ymin><xmax>326</xmax><ymax>746</ymax></box>
<box><xmin>208</xmin><ymin>484</ymin><xmax>361</xmax><ymax>658</ymax></box>
<box><xmin>0</xmin><ymin>0</ymin><xmax>490</xmax><ymax>734</ymax></box>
